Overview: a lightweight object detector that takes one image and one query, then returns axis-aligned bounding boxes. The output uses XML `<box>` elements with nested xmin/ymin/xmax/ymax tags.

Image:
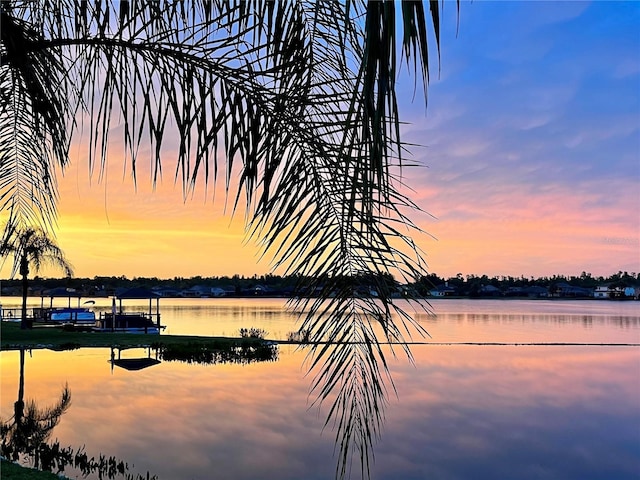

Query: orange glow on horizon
<box><xmin>412</xmin><ymin>181</ymin><xmax>639</xmax><ymax>279</ymax></box>
<box><xmin>1</xmin><ymin>144</ymin><xmax>637</xmax><ymax>280</ymax></box>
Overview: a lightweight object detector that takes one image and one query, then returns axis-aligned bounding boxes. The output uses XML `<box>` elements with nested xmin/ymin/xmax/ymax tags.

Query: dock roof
<box><xmin>115</xmin><ymin>287</ymin><xmax>161</xmax><ymax>299</ymax></box>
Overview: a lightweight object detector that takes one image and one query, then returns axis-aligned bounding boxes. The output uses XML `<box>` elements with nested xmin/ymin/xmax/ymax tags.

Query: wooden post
<box><xmin>112</xmin><ymin>297</ymin><xmax>117</xmax><ymax>332</ymax></box>
<box><xmin>156</xmin><ymin>297</ymin><xmax>160</xmax><ymax>330</ymax></box>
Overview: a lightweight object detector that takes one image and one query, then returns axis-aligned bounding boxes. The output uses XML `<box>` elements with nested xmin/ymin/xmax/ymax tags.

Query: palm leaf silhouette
<box><xmin>1</xmin><ymin>2</ymin><xmax>451</xmax><ymax>478</ymax></box>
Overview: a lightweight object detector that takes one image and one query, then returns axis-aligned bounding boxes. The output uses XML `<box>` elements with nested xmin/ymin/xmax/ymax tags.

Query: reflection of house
<box><xmin>429</xmin><ymin>284</ymin><xmax>457</xmax><ymax>297</ymax></box>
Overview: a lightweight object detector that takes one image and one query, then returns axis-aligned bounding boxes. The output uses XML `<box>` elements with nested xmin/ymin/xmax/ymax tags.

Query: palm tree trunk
<box><xmin>20</xmin><ymin>255</ymin><xmax>29</xmax><ymax>330</ymax></box>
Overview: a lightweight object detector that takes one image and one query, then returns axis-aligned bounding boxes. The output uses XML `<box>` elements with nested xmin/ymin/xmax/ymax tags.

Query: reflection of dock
<box><xmin>110</xmin><ymin>347</ymin><xmax>161</xmax><ymax>372</ymax></box>
<box><xmin>112</xmin><ymin>358</ymin><xmax>161</xmax><ymax>370</ymax></box>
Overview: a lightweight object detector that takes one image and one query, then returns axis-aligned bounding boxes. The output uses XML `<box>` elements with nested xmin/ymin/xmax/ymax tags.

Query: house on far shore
<box><xmin>429</xmin><ymin>283</ymin><xmax>457</xmax><ymax>297</ymax></box>
<box><xmin>523</xmin><ymin>286</ymin><xmax>549</xmax><ymax>298</ymax></box>
<box><xmin>615</xmin><ymin>286</ymin><xmax>638</xmax><ymax>299</ymax></box>
<box><xmin>478</xmin><ymin>284</ymin><xmax>502</xmax><ymax>297</ymax></box>
<box><xmin>552</xmin><ymin>282</ymin><xmax>592</xmax><ymax>298</ymax></box>
<box><xmin>594</xmin><ymin>284</ymin><xmax>638</xmax><ymax>299</ymax></box>
<box><xmin>594</xmin><ymin>285</ymin><xmax>611</xmax><ymax>299</ymax></box>
<box><xmin>504</xmin><ymin>286</ymin><xmax>548</xmax><ymax>298</ymax></box>
<box><xmin>154</xmin><ymin>287</ymin><xmax>181</xmax><ymax>298</ymax></box>
<box><xmin>209</xmin><ymin>287</ymin><xmax>226</xmax><ymax>297</ymax></box>
<box><xmin>180</xmin><ymin>285</ymin><xmax>227</xmax><ymax>298</ymax></box>
<box><xmin>242</xmin><ymin>284</ymin><xmax>270</xmax><ymax>296</ymax></box>
<box><xmin>220</xmin><ymin>285</ymin><xmax>238</xmax><ymax>296</ymax></box>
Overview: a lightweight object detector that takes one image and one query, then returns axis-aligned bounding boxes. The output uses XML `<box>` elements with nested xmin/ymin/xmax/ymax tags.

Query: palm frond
<box><xmin>0</xmin><ymin>5</ymin><xmax>78</xmax><ymax>231</ymax></box>
<box><xmin>1</xmin><ymin>1</ymin><xmax>451</xmax><ymax>478</ymax></box>
<box><xmin>0</xmin><ymin>60</ymin><xmax>60</xmax><ymax>232</ymax></box>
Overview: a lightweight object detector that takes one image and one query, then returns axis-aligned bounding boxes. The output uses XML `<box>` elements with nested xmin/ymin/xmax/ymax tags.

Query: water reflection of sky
<box><xmin>382</xmin><ymin>346</ymin><xmax>640</xmax><ymax>480</ymax></box>
<box><xmin>2</xmin><ymin>297</ymin><xmax>638</xmax><ymax>343</ymax></box>
<box><xmin>2</xmin><ymin>341</ymin><xmax>638</xmax><ymax>479</ymax></box>
<box><xmin>2</xmin><ymin>299</ymin><xmax>639</xmax><ymax>479</ymax></box>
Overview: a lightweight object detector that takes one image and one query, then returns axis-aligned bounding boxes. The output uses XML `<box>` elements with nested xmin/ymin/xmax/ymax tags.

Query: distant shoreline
<box><xmin>1</xmin><ymin>270</ymin><xmax>637</xmax><ymax>300</ymax></box>
<box><xmin>0</xmin><ymin>294</ymin><xmax>637</xmax><ymax>302</ymax></box>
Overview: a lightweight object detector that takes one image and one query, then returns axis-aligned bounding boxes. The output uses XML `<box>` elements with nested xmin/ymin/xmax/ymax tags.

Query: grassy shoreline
<box><xmin>0</xmin><ymin>321</ymin><xmax>276</xmax><ymax>351</ymax></box>
<box><xmin>0</xmin><ymin>458</ymin><xmax>64</xmax><ymax>479</ymax></box>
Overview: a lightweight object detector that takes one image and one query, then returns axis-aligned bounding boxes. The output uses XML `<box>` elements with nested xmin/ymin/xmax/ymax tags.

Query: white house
<box><xmin>429</xmin><ymin>283</ymin><xmax>457</xmax><ymax>297</ymax></box>
<box><xmin>594</xmin><ymin>285</ymin><xmax>610</xmax><ymax>299</ymax></box>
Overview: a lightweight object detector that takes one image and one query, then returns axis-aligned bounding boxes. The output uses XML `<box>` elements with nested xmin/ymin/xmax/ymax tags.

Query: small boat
<box><xmin>38</xmin><ymin>290</ymin><xmax>96</xmax><ymax>326</ymax></box>
<box><xmin>48</xmin><ymin>307</ymin><xmax>96</xmax><ymax>324</ymax></box>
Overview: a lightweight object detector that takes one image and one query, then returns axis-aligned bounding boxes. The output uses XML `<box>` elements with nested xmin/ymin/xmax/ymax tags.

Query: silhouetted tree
<box><xmin>1</xmin><ymin>225</ymin><xmax>73</xmax><ymax>328</ymax></box>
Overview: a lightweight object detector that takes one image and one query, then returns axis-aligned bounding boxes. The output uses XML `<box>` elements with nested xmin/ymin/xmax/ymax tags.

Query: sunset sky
<box><xmin>5</xmin><ymin>1</ymin><xmax>639</xmax><ymax>280</ymax></box>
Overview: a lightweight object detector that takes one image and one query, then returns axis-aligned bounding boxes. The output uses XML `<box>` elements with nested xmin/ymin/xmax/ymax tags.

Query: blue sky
<box><xmin>396</xmin><ymin>0</ymin><xmax>639</xmax><ymax>277</ymax></box>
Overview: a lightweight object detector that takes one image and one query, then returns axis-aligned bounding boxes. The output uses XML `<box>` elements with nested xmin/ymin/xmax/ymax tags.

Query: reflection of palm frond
<box><xmin>0</xmin><ymin>384</ymin><xmax>71</xmax><ymax>461</ymax></box>
<box><xmin>294</xmin><ymin>290</ymin><xmax>427</xmax><ymax>479</ymax></box>
<box><xmin>22</xmin><ymin>385</ymin><xmax>72</xmax><ymax>446</ymax></box>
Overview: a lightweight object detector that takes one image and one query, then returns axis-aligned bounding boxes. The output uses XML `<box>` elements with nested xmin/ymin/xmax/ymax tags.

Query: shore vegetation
<box><xmin>0</xmin><ymin>459</ymin><xmax>62</xmax><ymax>479</ymax></box>
<box><xmin>1</xmin><ymin>270</ymin><xmax>637</xmax><ymax>299</ymax></box>
<box><xmin>0</xmin><ymin>321</ymin><xmax>273</xmax><ymax>352</ymax></box>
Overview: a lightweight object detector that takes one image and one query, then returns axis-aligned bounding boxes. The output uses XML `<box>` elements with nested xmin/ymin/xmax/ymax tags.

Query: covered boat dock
<box><xmin>96</xmin><ymin>288</ymin><xmax>163</xmax><ymax>333</ymax></box>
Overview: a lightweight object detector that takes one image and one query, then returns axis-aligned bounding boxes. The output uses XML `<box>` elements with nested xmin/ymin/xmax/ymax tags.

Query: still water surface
<box><xmin>1</xmin><ymin>298</ymin><xmax>639</xmax><ymax>479</ymax></box>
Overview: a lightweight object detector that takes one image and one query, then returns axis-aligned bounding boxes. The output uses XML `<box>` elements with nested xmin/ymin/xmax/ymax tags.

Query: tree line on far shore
<box><xmin>1</xmin><ymin>270</ymin><xmax>637</xmax><ymax>298</ymax></box>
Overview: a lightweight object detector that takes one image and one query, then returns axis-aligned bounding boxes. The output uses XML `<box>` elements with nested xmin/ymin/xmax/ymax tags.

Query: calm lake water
<box><xmin>1</xmin><ymin>298</ymin><xmax>639</xmax><ymax>479</ymax></box>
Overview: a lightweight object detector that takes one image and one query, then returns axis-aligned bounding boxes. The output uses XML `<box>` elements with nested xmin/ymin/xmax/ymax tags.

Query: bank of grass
<box><xmin>0</xmin><ymin>321</ymin><xmax>272</xmax><ymax>351</ymax></box>
<box><xmin>0</xmin><ymin>458</ymin><xmax>63</xmax><ymax>479</ymax></box>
